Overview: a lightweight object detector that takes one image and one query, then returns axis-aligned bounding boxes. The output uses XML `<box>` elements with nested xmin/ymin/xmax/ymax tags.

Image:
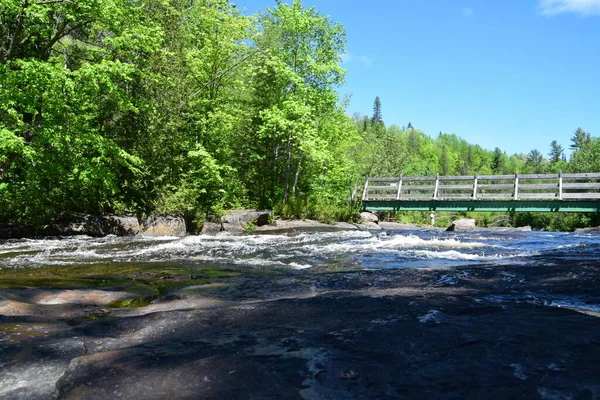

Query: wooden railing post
<box><xmin>396</xmin><ymin>176</ymin><xmax>403</xmax><ymax>200</ymax></box>
<box><xmin>514</xmin><ymin>173</ymin><xmax>519</xmax><ymax>200</ymax></box>
<box><xmin>558</xmin><ymin>171</ymin><xmax>563</xmax><ymax>200</ymax></box>
<box><xmin>472</xmin><ymin>174</ymin><xmax>478</xmax><ymax>199</ymax></box>
<box><xmin>433</xmin><ymin>174</ymin><xmax>439</xmax><ymax>199</ymax></box>
<box><xmin>362</xmin><ymin>178</ymin><xmax>369</xmax><ymax>201</ymax></box>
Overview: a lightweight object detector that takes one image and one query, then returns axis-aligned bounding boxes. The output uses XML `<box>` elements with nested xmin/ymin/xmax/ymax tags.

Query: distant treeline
<box><xmin>1</xmin><ymin>0</ymin><xmax>598</xmax><ymax>230</ymax></box>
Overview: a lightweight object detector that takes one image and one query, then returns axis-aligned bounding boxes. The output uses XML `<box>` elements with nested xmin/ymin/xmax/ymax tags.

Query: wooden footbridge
<box><xmin>362</xmin><ymin>173</ymin><xmax>600</xmax><ymax>213</ymax></box>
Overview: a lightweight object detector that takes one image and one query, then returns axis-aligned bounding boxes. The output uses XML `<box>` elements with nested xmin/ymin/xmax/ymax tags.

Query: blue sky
<box><xmin>234</xmin><ymin>0</ymin><xmax>600</xmax><ymax>156</ymax></box>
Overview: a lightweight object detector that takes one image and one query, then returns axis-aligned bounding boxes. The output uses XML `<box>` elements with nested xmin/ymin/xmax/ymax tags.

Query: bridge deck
<box><xmin>362</xmin><ymin>173</ymin><xmax>600</xmax><ymax>213</ymax></box>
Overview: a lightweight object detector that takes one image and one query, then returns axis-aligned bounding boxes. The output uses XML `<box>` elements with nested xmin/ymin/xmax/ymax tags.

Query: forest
<box><xmin>1</xmin><ymin>0</ymin><xmax>599</xmax><ymax>231</ymax></box>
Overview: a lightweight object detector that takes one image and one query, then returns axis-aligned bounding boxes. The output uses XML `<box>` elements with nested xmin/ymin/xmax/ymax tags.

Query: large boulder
<box><xmin>141</xmin><ymin>215</ymin><xmax>186</xmax><ymax>236</ymax></box>
<box><xmin>40</xmin><ymin>214</ymin><xmax>141</xmax><ymax>237</ymax></box>
<box><xmin>446</xmin><ymin>218</ymin><xmax>476</xmax><ymax>232</ymax></box>
<box><xmin>220</xmin><ymin>210</ymin><xmax>271</xmax><ymax>233</ymax></box>
<box><xmin>221</xmin><ymin>210</ymin><xmax>271</xmax><ymax>227</ymax></box>
<box><xmin>200</xmin><ymin>222</ymin><xmax>222</xmax><ymax>235</ymax></box>
<box><xmin>41</xmin><ymin>214</ymin><xmax>108</xmax><ymax>237</ymax></box>
<box><xmin>359</xmin><ymin>211</ymin><xmax>379</xmax><ymax>224</ymax></box>
<box><xmin>103</xmin><ymin>215</ymin><xmax>140</xmax><ymax>236</ymax></box>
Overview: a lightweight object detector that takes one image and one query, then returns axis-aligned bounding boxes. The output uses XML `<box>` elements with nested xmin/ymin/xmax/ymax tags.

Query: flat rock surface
<box><xmin>1</xmin><ymin>260</ymin><xmax>600</xmax><ymax>399</ymax></box>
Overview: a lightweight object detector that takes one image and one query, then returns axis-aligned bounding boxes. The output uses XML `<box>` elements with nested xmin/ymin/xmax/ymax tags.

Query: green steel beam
<box><xmin>362</xmin><ymin>200</ymin><xmax>600</xmax><ymax>213</ymax></box>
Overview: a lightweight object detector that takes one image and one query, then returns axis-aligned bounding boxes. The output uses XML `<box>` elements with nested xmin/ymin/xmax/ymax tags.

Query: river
<box><xmin>1</xmin><ymin>228</ymin><xmax>600</xmax><ymax>399</ymax></box>
<box><xmin>3</xmin><ymin>228</ymin><xmax>600</xmax><ymax>269</ymax></box>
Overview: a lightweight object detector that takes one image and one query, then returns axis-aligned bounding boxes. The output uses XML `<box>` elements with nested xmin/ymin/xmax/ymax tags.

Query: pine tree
<box><xmin>362</xmin><ymin>115</ymin><xmax>369</xmax><ymax>131</ymax></box>
<box><xmin>548</xmin><ymin>140</ymin><xmax>564</xmax><ymax>164</ymax></box>
<box><xmin>371</xmin><ymin>96</ymin><xmax>383</xmax><ymax>126</ymax></box>
<box><xmin>491</xmin><ymin>147</ymin><xmax>504</xmax><ymax>173</ymax></box>
<box><xmin>571</xmin><ymin>128</ymin><xmax>591</xmax><ymax>151</ymax></box>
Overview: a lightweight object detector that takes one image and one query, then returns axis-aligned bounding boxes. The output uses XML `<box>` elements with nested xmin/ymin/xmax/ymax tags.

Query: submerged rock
<box><xmin>378</xmin><ymin>221</ymin><xmax>418</xmax><ymax>230</ymax></box>
<box><xmin>484</xmin><ymin>225</ymin><xmax>532</xmax><ymax>232</ymax></box>
<box><xmin>446</xmin><ymin>218</ymin><xmax>476</xmax><ymax>232</ymax></box>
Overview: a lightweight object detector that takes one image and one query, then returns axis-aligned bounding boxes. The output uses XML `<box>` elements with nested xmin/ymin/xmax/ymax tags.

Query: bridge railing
<box><xmin>362</xmin><ymin>173</ymin><xmax>600</xmax><ymax>201</ymax></box>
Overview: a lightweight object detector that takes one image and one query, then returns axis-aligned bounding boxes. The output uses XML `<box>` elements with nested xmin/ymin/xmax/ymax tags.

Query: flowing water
<box><xmin>2</xmin><ymin>228</ymin><xmax>600</xmax><ymax>399</ymax></box>
<box><xmin>2</xmin><ymin>228</ymin><xmax>600</xmax><ymax>272</ymax></box>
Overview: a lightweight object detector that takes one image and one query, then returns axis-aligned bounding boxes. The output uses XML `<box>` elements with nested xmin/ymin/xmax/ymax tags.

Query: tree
<box><xmin>491</xmin><ymin>147</ymin><xmax>505</xmax><ymax>173</ymax></box>
<box><xmin>571</xmin><ymin>127</ymin><xmax>591</xmax><ymax>151</ymax></box>
<box><xmin>371</xmin><ymin>96</ymin><xmax>383</xmax><ymax>126</ymax></box>
<box><xmin>548</xmin><ymin>140</ymin><xmax>564</xmax><ymax>164</ymax></box>
<box><xmin>441</xmin><ymin>145</ymin><xmax>449</xmax><ymax>175</ymax></box>
<box><xmin>245</xmin><ymin>0</ymin><xmax>347</xmax><ymax>208</ymax></box>
<box><xmin>570</xmin><ymin>138</ymin><xmax>600</xmax><ymax>173</ymax></box>
<box><xmin>0</xmin><ymin>0</ymin><xmax>163</xmax><ymax>222</ymax></box>
<box><xmin>526</xmin><ymin>149</ymin><xmax>545</xmax><ymax>173</ymax></box>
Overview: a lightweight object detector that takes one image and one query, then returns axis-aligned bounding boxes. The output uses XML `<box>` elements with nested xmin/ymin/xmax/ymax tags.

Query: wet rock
<box><xmin>0</xmin><ymin>337</ymin><xmax>85</xmax><ymax>400</ymax></box>
<box><xmin>200</xmin><ymin>222</ymin><xmax>223</xmax><ymax>235</ymax></box>
<box><xmin>0</xmin><ymin>223</ymin><xmax>36</xmax><ymax>239</ymax></box>
<box><xmin>150</xmin><ymin>294</ymin><xmax>182</xmax><ymax>304</ymax></box>
<box><xmin>141</xmin><ymin>215</ymin><xmax>186</xmax><ymax>236</ymax></box>
<box><xmin>359</xmin><ymin>211</ymin><xmax>378</xmax><ymax>224</ymax></box>
<box><xmin>484</xmin><ymin>225</ymin><xmax>532</xmax><ymax>232</ymax></box>
<box><xmin>41</xmin><ymin>214</ymin><xmax>107</xmax><ymax>237</ymax></box>
<box><xmin>35</xmin><ymin>289</ymin><xmax>137</xmax><ymax>306</ymax></box>
<box><xmin>39</xmin><ymin>214</ymin><xmax>140</xmax><ymax>237</ymax></box>
<box><xmin>332</xmin><ymin>222</ymin><xmax>359</xmax><ymax>230</ymax></box>
<box><xmin>446</xmin><ymin>218</ymin><xmax>476</xmax><ymax>232</ymax></box>
<box><xmin>379</xmin><ymin>221</ymin><xmax>418</xmax><ymax>230</ymax></box>
<box><xmin>355</xmin><ymin>223</ymin><xmax>382</xmax><ymax>231</ymax></box>
<box><xmin>221</xmin><ymin>210</ymin><xmax>271</xmax><ymax>228</ymax></box>
<box><xmin>575</xmin><ymin>226</ymin><xmax>600</xmax><ymax>232</ymax></box>
<box><xmin>104</xmin><ymin>215</ymin><xmax>140</xmax><ymax>236</ymax></box>
<box><xmin>3</xmin><ymin>262</ymin><xmax>600</xmax><ymax>399</ymax></box>
<box><xmin>1</xmin><ymin>288</ymin><xmax>138</xmax><ymax>307</ymax></box>
<box><xmin>256</xmin><ymin>220</ymin><xmax>356</xmax><ymax>232</ymax></box>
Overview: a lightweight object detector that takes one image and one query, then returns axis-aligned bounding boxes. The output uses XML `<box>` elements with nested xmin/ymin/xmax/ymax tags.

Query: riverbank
<box><xmin>1</xmin><ymin>209</ymin><xmax>546</xmax><ymax>240</ymax></box>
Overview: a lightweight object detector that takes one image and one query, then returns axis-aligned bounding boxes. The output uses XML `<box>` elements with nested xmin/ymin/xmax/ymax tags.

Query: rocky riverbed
<box><xmin>1</xmin><ymin>253</ymin><xmax>599</xmax><ymax>399</ymax></box>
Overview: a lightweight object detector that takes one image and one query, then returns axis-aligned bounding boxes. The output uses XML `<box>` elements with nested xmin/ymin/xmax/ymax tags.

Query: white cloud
<box><xmin>539</xmin><ymin>0</ymin><xmax>600</xmax><ymax>16</ymax></box>
<box><xmin>341</xmin><ymin>52</ymin><xmax>373</xmax><ymax>67</ymax></box>
<box><xmin>358</xmin><ymin>55</ymin><xmax>374</xmax><ymax>67</ymax></box>
<box><xmin>462</xmin><ymin>7</ymin><xmax>474</xmax><ymax>17</ymax></box>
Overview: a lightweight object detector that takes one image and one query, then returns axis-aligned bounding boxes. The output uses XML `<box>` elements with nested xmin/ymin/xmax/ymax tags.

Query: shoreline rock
<box><xmin>141</xmin><ymin>215</ymin><xmax>186</xmax><ymax>236</ymax></box>
<box><xmin>446</xmin><ymin>218</ymin><xmax>476</xmax><ymax>232</ymax></box>
<box><xmin>575</xmin><ymin>226</ymin><xmax>600</xmax><ymax>232</ymax></box>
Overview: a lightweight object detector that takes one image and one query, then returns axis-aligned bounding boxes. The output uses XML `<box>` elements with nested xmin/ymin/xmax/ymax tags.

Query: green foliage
<box><xmin>0</xmin><ymin>0</ymin><xmax>596</xmax><ymax>231</ymax></box>
<box><xmin>569</xmin><ymin>138</ymin><xmax>600</xmax><ymax>173</ymax></box>
<box><xmin>570</xmin><ymin>127</ymin><xmax>591</xmax><ymax>152</ymax></box>
<box><xmin>513</xmin><ymin>212</ymin><xmax>599</xmax><ymax>231</ymax></box>
<box><xmin>548</xmin><ymin>140</ymin><xmax>564</xmax><ymax>164</ymax></box>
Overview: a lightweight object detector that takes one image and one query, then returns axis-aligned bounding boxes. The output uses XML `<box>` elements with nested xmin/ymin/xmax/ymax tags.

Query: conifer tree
<box><xmin>371</xmin><ymin>96</ymin><xmax>383</xmax><ymax>126</ymax></box>
<box><xmin>548</xmin><ymin>140</ymin><xmax>564</xmax><ymax>164</ymax></box>
<box><xmin>571</xmin><ymin>128</ymin><xmax>591</xmax><ymax>151</ymax></box>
